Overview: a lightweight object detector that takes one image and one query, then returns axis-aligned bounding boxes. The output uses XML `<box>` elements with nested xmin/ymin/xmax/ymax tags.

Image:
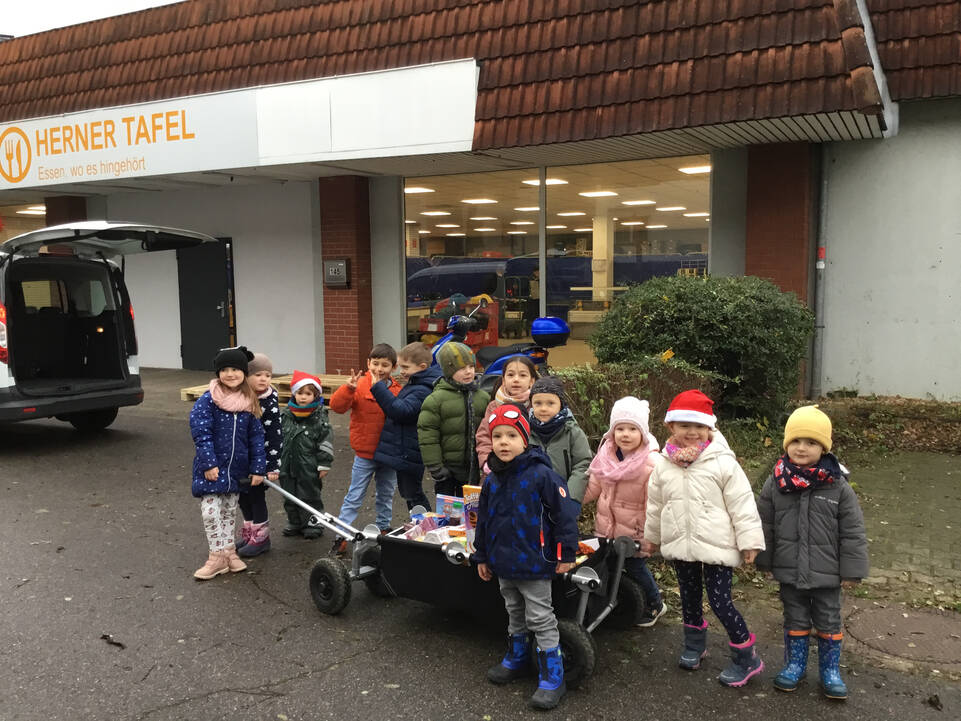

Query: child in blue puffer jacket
<box><xmin>189</xmin><ymin>346</ymin><xmax>266</xmax><ymax>580</ymax></box>
<box><xmin>474</xmin><ymin>404</ymin><xmax>579</xmax><ymax>711</ymax></box>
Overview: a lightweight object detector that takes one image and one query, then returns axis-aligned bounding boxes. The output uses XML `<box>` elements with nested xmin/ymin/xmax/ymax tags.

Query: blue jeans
<box><xmin>337</xmin><ymin>455</ymin><xmax>397</xmax><ymax>531</ymax></box>
<box><xmin>624</xmin><ymin>556</ymin><xmax>662</xmax><ymax>608</ymax></box>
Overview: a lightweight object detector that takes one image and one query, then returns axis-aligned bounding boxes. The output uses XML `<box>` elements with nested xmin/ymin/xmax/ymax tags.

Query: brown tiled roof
<box><xmin>0</xmin><ymin>1</ymin><xmax>951</xmax><ymax>150</ymax></box>
<box><xmin>869</xmin><ymin>0</ymin><xmax>961</xmax><ymax>101</ymax></box>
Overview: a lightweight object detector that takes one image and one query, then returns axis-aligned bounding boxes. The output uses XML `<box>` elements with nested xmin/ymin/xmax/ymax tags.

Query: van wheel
<box><xmin>65</xmin><ymin>407</ymin><xmax>119</xmax><ymax>432</ymax></box>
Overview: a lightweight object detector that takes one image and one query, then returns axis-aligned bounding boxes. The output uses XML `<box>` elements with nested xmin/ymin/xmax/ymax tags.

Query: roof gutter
<box><xmin>834</xmin><ymin>0</ymin><xmax>899</xmax><ymax>136</ymax></box>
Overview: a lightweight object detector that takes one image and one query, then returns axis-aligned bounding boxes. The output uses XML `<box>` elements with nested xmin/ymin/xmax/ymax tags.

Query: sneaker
<box><xmin>303</xmin><ymin>526</ymin><xmax>324</xmax><ymax>540</ymax></box>
<box><xmin>636</xmin><ymin>601</ymin><xmax>667</xmax><ymax>628</ymax></box>
<box><xmin>282</xmin><ymin>524</ymin><xmax>303</xmax><ymax>537</ymax></box>
<box><xmin>329</xmin><ymin>538</ymin><xmax>348</xmax><ymax>557</ymax></box>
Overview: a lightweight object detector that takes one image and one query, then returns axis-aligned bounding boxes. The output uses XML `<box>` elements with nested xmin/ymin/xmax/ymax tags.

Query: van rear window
<box><xmin>18</xmin><ymin>270</ymin><xmax>115</xmax><ymax>317</ymax></box>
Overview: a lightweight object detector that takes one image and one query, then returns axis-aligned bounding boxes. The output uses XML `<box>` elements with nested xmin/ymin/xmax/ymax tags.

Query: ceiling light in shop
<box><xmin>474</xmin><ymin>228</ymin><xmax>496</xmax><ymax>232</ymax></box>
<box><xmin>404</xmin><ymin>220</ymin><xmax>416</xmax><ymax>224</ymax></box>
<box><xmin>507</xmin><ymin>231</ymin><xmax>526</xmax><ymax>235</ymax></box>
<box><xmin>683</xmin><ymin>212</ymin><xmax>710</xmax><ymax>217</ymax></box>
<box><xmin>418</xmin><ymin>230</ymin><xmax>430</xmax><ymax>234</ymax></box>
<box><xmin>621</xmin><ymin>221</ymin><xmax>645</xmax><ymax>226</ymax></box>
<box><xmin>579</xmin><ymin>190</ymin><xmax>618</xmax><ymax>197</ymax></box>
<box><xmin>514</xmin><ymin>206</ymin><xmax>539</xmax><ymax>212</ymax></box>
<box><xmin>17</xmin><ymin>209</ymin><xmax>46</xmax><ymax>215</ymax></box>
<box><xmin>622</xmin><ymin>199</ymin><xmax>656</xmax><ymax>206</ymax></box>
<box><xmin>678</xmin><ymin>165</ymin><xmax>711</xmax><ymax>174</ymax></box>
<box><xmin>510</xmin><ymin>221</ymin><xmax>534</xmax><ymax>226</ymax></box>
<box><xmin>446</xmin><ymin>233</ymin><xmax>465</xmax><ymax>237</ymax></box>
<box><xmin>656</xmin><ymin>206</ymin><xmax>685</xmax><ymax>212</ymax></box>
<box><xmin>28</xmin><ymin>205</ymin><xmax>46</xmax><ymax>211</ymax></box>
<box><xmin>557</xmin><ymin>211</ymin><xmax>585</xmax><ymax>217</ymax></box>
<box><xmin>522</xmin><ymin>178</ymin><xmax>568</xmax><ymax>186</ymax></box>
<box><xmin>546</xmin><ymin>225</ymin><xmax>567</xmax><ymax>229</ymax></box>
<box><xmin>421</xmin><ymin>210</ymin><xmax>451</xmax><ymax>216</ymax></box>
<box><xmin>647</xmin><ymin>224</ymin><xmax>667</xmax><ymax>229</ymax></box>
<box><xmin>436</xmin><ymin>224</ymin><xmax>460</xmax><ymax>228</ymax></box>
<box><xmin>470</xmin><ymin>216</ymin><xmax>497</xmax><ymax>221</ymax></box>
<box><xmin>573</xmin><ymin>228</ymin><xmax>593</xmax><ymax>232</ymax></box>
<box><xmin>461</xmin><ymin>198</ymin><xmax>497</xmax><ymax>204</ymax></box>
<box><xmin>405</xmin><ymin>186</ymin><xmax>435</xmax><ymax>193</ymax></box>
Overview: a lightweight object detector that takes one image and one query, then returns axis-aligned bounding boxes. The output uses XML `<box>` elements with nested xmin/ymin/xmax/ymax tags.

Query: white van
<box><xmin>0</xmin><ymin>221</ymin><xmax>214</xmax><ymax>430</ymax></box>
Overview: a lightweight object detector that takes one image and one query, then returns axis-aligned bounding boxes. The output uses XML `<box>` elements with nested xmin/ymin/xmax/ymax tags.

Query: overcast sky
<box><xmin>2</xmin><ymin>1</ymin><xmax>181</xmax><ymax>37</ymax></box>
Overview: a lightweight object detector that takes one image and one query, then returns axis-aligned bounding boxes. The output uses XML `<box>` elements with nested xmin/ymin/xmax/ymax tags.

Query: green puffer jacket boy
<box><xmin>417</xmin><ymin>344</ymin><xmax>490</xmax><ymax>497</ymax></box>
<box><xmin>529</xmin><ymin>414</ymin><xmax>593</xmax><ymax>502</ymax></box>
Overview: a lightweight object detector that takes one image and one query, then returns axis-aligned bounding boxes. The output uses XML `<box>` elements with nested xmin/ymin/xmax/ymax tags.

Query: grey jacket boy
<box><xmin>755</xmin><ymin>466</ymin><xmax>869</xmax><ymax>588</ymax></box>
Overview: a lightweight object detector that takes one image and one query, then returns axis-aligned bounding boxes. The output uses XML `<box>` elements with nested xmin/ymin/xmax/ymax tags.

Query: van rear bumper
<box><xmin>0</xmin><ymin>381</ymin><xmax>143</xmax><ymax>422</ymax></box>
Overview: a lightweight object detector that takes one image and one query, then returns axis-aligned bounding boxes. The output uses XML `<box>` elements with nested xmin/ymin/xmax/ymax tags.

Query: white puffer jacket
<box><xmin>644</xmin><ymin>430</ymin><xmax>764</xmax><ymax>568</ymax></box>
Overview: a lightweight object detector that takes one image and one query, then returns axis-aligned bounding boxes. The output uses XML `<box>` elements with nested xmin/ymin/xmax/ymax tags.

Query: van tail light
<box><xmin>0</xmin><ymin>300</ymin><xmax>8</xmax><ymax>365</ymax></box>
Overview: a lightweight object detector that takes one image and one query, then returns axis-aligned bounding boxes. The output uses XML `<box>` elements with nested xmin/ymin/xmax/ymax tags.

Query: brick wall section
<box><xmin>319</xmin><ymin>176</ymin><xmax>373</xmax><ymax>373</ymax></box>
<box><xmin>744</xmin><ymin>143</ymin><xmax>816</xmax><ymax>303</ymax></box>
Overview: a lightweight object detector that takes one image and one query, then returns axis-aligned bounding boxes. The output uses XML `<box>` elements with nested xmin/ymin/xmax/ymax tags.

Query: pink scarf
<box><xmin>588</xmin><ymin>434</ymin><xmax>657</xmax><ymax>484</ymax></box>
<box><xmin>208</xmin><ymin>379</ymin><xmax>251</xmax><ymax>413</ymax></box>
<box><xmin>664</xmin><ymin>439</ymin><xmax>711</xmax><ymax>467</ymax></box>
<box><xmin>495</xmin><ymin>385</ymin><xmax>532</xmax><ymax>405</ymax></box>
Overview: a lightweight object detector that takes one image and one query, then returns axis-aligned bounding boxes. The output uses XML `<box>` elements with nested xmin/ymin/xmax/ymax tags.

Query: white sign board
<box><xmin>0</xmin><ymin>59</ymin><xmax>478</xmax><ymax>190</ymax></box>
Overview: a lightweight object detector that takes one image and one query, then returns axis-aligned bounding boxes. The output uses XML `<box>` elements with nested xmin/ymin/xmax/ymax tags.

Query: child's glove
<box><xmin>427</xmin><ymin>465</ymin><xmax>452</xmax><ymax>484</ymax></box>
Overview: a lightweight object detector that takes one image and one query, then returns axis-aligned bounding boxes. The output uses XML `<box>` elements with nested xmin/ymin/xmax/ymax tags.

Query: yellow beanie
<box><xmin>783</xmin><ymin>405</ymin><xmax>832</xmax><ymax>452</ymax></box>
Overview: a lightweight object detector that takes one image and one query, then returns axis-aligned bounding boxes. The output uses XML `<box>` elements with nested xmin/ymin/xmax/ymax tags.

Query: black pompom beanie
<box><xmin>213</xmin><ymin>345</ymin><xmax>254</xmax><ymax>375</ymax></box>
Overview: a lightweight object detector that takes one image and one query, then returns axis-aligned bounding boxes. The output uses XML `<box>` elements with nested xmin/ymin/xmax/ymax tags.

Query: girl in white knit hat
<box><xmin>583</xmin><ymin>396</ymin><xmax>666</xmax><ymax>627</ymax></box>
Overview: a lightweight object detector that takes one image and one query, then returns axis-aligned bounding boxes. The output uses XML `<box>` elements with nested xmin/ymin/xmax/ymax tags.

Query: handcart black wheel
<box><xmin>532</xmin><ymin>618</ymin><xmax>596</xmax><ymax>688</ymax></box>
<box><xmin>359</xmin><ymin>545</ymin><xmax>394</xmax><ymax>598</ymax></box>
<box><xmin>309</xmin><ymin>558</ymin><xmax>352</xmax><ymax>615</ymax></box>
<box><xmin>606</xmin><ymin>575</ymin><xmax>646</xmax><ymax>630</ymax></box>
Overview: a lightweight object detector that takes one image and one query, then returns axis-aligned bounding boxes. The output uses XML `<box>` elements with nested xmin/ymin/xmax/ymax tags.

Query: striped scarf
<box><xmin>288</xmin><ymin>398</ymin><xmax>321</xmax><ymax>419</ymax></box>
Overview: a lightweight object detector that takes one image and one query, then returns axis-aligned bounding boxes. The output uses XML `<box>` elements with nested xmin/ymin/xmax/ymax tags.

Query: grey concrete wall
<box><xmin>708</xmin><ymin>147</ymin><xmax>747</xmax><ymax>277</ymax></box>
<box><xmin>369</xmin><ymin>176</ymin><xmax>406</xmax><ymax>350</ymax></box>
<box><xmin>821</xmin><ymin>98</ymin><xmax>961</xmax><ymax>399</ymax></box>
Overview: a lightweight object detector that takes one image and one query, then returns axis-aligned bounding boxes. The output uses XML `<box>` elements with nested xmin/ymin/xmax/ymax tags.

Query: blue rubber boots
<box><xmin>818</xmin><ymin>635</ymin><xmax>848</xmax><ymax>700</ymax></box>
<box><xmin>774</xmin><ymin>631</ymin><xmax>809</xmax><ymax>691</ymax></box>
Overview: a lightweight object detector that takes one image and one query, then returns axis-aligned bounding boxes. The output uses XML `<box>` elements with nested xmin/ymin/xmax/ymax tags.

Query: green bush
<box><xmin>588</xmin><ymin>275</ymin><xmax>814</xmax><ymax>419</ymax></box>
<box><xmin>552</xmin><ymin>359</ymin><xmax>723</xmax><ymax>450</ymax></box>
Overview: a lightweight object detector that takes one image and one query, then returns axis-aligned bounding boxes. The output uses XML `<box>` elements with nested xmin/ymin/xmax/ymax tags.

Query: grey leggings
<box><xmin>498</xmin><ymin>577</ymin><xmax>559</xmax><ymax>650</ymax></box>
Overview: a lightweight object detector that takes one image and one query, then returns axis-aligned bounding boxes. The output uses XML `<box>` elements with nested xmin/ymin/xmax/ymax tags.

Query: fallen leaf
<box><xmin>100</xmin><ymin>634</ymin><xmax>126</xmax><ymax>650</ymax></box>
<box><xmin>926</xmin><ymin>694</ymin><xmax>942</xmax><ymax>711</ymax></box>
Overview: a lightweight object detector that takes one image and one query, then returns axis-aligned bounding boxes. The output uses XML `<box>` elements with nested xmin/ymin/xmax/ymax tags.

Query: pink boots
<box><xmin>193</xmin><ymin>547</ymin><xmax>247</xmax><ymax>580</ymax></box>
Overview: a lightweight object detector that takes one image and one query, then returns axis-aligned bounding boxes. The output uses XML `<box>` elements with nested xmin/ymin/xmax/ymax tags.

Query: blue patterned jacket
<box><xmin>189</xmin><ymin>391</ymin><xmax>266</xmax><ymax>497</ymax></box>
<box><xmin>473</xmin><ymin>446</ymin><xmax>580</xmax><ymax>580</ymax></box>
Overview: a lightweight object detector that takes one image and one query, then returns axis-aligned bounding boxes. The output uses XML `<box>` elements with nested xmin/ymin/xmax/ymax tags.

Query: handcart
<box><xmin>263</xmin><ymin>479</ymin><xmax>648</xmax><ymax>687</ymax></box>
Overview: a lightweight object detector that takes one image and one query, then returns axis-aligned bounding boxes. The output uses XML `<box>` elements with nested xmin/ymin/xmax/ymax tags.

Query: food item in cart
<box><xmin>446</xmin><ymin>525</ymin><xmax>466</xmax><ymax>537</ymax></box>
<box><xmin>462</xmin><ymin>484</ymin><xmax>481</xmax><ymax>551</ymax></box>
<box><xmin>578</xmin><ymin>541</ymin><xmax>598</xmax><ymax>556</ymax></box>
<box><xmin>435</xmin><ymin>494</ymin><xmax>465</xmax><ymax>525</ymax></box>
<box><xmin>423</xmin><ymin>528</ymin><xmax>453</xmax><ymax>545</ymax></box>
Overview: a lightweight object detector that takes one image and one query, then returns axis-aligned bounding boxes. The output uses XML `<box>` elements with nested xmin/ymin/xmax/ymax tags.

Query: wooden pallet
<box><xmin>180</xmin><ymin>373</ymin><xmax>352</xmax><ymax>403</ymax></box>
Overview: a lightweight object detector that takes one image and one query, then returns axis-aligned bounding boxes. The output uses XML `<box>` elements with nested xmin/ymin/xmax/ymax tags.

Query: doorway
<box><xmin>177</xmin><ymin>237</ymin><xmax>236</xmax><ymax>370</ymax></box>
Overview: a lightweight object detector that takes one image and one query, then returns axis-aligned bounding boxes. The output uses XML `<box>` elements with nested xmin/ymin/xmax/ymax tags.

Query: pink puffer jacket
<box><xmin>583</xmin><ymin>437</ymin><xmax>658</xmax><ymax>558</ymax></box>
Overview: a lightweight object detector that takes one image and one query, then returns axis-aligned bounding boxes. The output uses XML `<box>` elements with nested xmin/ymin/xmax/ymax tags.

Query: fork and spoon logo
<box><xmin>0</xmin><ymin>127</ymin><xmax>31</xmax><ymax>184</ymax></box>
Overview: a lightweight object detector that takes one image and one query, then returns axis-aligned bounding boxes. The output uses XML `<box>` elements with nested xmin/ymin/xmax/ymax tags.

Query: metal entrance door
<box><xmin>176</xmin><ymin>238</ymin><xmax>236</xmax><ymax>370</ymax></box>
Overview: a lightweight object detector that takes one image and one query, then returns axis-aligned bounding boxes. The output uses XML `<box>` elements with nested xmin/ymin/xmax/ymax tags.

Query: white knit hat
<box><xmin>606</xmin><ymin>396</ymin><xmax>660</xmax><ymax>450</ymax></box>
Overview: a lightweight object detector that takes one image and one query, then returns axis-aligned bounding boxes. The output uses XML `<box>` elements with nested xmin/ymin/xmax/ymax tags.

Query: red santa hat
<box><xmin>664</xmin><ymin>389</ymin><xmax>717</xmax><ymax>428</ymax></box>
<box><xmin>290</xmin><ymin>370</ymin><xmax>323</xmax><ymax>396</ymax></box>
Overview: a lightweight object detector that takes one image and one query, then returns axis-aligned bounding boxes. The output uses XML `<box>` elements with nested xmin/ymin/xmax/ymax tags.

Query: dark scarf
<box><xmin>773</xmin><ymin>452</ymin><xmax>841</xmax><ymax>493</ymax></box>
<box><xmin>529</xmin><ymin>406</ymin><xmax>571</xmax><ymax>442</ymax></box>
<box><xmin>288</xmin><ymin>397</ymin><xmax>321</xmax><ymax>419</ymax></box>
<box><xmin>489</xmin><ymin>447</ymin><xmax>527</xmax><ymax>475</ymax></box>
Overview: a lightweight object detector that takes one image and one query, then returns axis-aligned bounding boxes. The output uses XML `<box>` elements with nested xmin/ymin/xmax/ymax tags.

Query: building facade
<box><xmin>1</xmin><ymin>0</ymin><xmax>958</xmax><ymax>397</ymax></box>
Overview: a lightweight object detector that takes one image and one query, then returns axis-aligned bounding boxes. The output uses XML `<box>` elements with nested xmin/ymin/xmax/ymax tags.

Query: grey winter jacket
<box><xmin>529</xmin><ymin>417</ymin><xmax>593</xmax><ymax>503</ymax></box>
<box><xmin>755</xmin><ymin>468</ymin><xmax>869</xmax><ymax>588</ymax></box>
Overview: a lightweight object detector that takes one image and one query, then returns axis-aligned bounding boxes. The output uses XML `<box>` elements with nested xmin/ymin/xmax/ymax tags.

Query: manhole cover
<box><xmin>847</xmin><ymin>606</ymin><xmax>961</xmax><ymax>664</ymax></box>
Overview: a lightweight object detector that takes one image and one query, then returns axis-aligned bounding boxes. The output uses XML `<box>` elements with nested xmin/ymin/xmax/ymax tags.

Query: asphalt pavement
<box><xmin>2</xmin><ymin>370</ymin><xmax>959</xmax><ymax>720</ymax></box>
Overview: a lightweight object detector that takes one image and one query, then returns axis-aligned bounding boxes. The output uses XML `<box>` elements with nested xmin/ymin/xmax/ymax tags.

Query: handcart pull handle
<box><xmin>261</xmin><ymin>478</ymin><xmax>362</xmax><ymax>541</ymax></box>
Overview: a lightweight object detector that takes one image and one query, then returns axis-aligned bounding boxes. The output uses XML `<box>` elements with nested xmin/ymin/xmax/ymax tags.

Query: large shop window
<box><xmin>403</xmin><ymin>155</ymin><xmax>710</xmax><ymax>367</ymax></box>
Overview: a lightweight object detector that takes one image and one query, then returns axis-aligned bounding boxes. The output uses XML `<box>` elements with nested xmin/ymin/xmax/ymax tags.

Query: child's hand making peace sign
<box><xmin>345</xmin><ymin>368</ymin><xmax>365</xmax><ymax>390</ymax></box>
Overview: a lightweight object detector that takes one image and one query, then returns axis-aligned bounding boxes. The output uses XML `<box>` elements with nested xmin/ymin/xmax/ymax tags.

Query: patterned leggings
<box><xmin>674</xmin><ymin>560</ymin><xmax>750</xmax><ymax>644</ymax></box>
<box><xmin>201</xmin><ymin>493</ymin><xmax>239</xmax><ymax>553</ymax></box>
